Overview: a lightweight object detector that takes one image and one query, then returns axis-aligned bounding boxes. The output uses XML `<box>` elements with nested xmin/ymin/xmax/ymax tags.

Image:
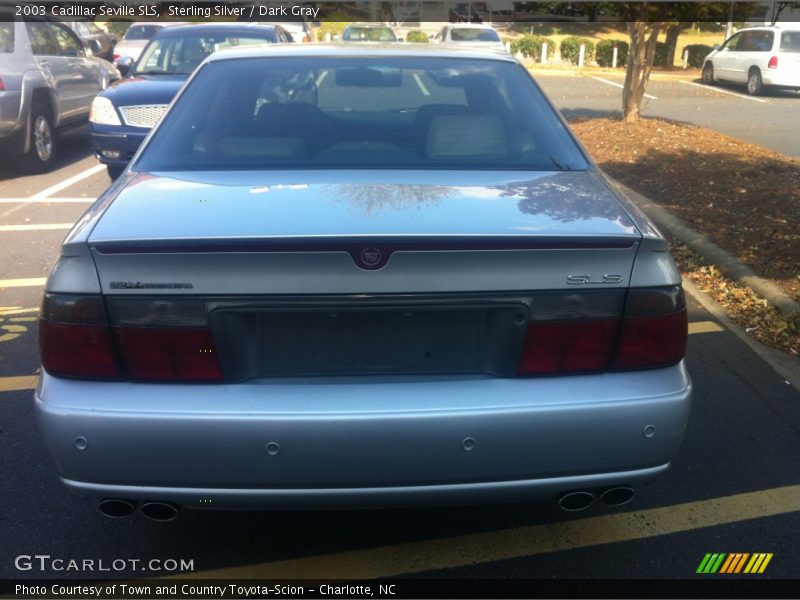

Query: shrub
<box><xmin>595</xmin><ymin>39</ymin><xmax>629</xmax><ymax>67</ymax></box>
<box><xmin>653</xmin><ymin>41</ymin><xmax>669</xmax><ymax>67</ymax></box>
<box><xmin>683</xmin><ymin>44</ymin><xmax>715</xmax><ymax>68</ymax></box>
<box><xmin>559</xmin><ymin>36</ymin><xmax>595</xmax><ymax>65</ymax></box>
<box><xmin>510</xmin><ymin>34</ymin><xmax>555</xmax><ymax>61</ymax></box>
<box><xmin>405</xmin><ymin>30</ymin><xmax>429</xmax><ymax>43</ymax></box>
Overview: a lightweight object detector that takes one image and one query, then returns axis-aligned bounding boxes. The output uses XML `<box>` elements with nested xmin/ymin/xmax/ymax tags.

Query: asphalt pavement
<box><xmin>534</xmin><ymin>72</ymin><xmax>800</xmax><ymax>158</ymax></box>
<box><xmin>0</xmin><ymin>84</ymin><xmax>799</xmax><ymax>591</ymax></box>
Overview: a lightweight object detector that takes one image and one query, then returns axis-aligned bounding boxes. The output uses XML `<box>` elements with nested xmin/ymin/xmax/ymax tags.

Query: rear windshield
<box><xmin>135</xmin><ymin>57</ymin><xmax>588</xmax><ymax>172</ymax></box>
<box><xmin>343</xmin><ymin>27</ymin><xmax>396</xmax><ymax>42</ymax></box>
<box><xmin>0</xmin><ymin>23</ymin><xmax>14</xmax><ymax>53</ymax></box>
<box><xmin>124</xmin><ymin>25</ymin><xmax>164</xmax><ymax>41</ymax></box>
<box><xmin>780</xmin><ymin>31</ymin><xmax>800</xmax><ymax>53</ymax></box>
<box><xmin>451</xmin><ymin>28</ymin><xmax>501</xmax><ymax>42</ymax></box>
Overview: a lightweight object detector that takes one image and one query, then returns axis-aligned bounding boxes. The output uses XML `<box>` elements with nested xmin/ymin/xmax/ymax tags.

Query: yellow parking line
<box><xmin>0</xmin><ymin>375</ymin><xmax>38</xmax><ymax>392</ymax></box>
<box><xmin>689</xmin><ymin>321</ymin><xmax>724</xmax><ymax>334</ymax></box>
<box><xmin>0</xmin><ymin>307</ymin><xmax>39</xmax><ymax>316</ymax></box>
<box><xmin>0</xmin><ymin>223</ymin><xmax>73</xmax><ymax>232</ymax></box>
<box><xmin>179</xmin><ymin>484</ymin><xmax>800</xmax><ymax>580</ymax></box>
<box><xmin>0</xmin><ymin>278</ymin><xmax>46</xmax><ymax>288</ymax></box>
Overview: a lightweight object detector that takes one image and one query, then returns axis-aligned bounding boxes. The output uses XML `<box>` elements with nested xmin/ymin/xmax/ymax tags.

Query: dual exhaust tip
<box><xmin>99</xmin><ymin>499</ymin><xmax>179</xmax><ymax>522</ymax></box>
<box><xmin>558</xmin><ymin>485</ymin><xmax>634</xmax><ymax>512</ymax></box>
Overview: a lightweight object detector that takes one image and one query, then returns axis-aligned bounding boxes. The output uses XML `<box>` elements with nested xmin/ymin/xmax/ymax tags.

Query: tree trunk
<box><xmin>622</xmin><ymin>15</ymin><xmax>662</xmax><ymax>122</ymax></box>
<box><xmin>664</xmin><ymin>24</ymin><xmax>684</xmax><ymax>69</ymax></box>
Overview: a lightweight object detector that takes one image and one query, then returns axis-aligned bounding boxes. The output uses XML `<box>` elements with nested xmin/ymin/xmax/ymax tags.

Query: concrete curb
<box><xmin>610</xmin><ymin>179</ymin><xmax>800</xmax><ymax>319</ymax></box>
<box><xmin>682</xmin><ymin>279</ymin><xmax>800</xmax><ymax>392</ymax></box>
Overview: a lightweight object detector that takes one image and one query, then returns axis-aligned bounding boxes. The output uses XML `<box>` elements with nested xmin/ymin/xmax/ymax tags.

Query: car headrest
<box><xmin>427</xmin><ymin>115</ymin><xmax>507</xmax><ymax>159</ymax></box>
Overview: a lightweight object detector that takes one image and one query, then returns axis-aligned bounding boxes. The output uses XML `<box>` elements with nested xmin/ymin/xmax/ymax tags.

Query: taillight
<box><xmin>0</xmin><ymin>78</ymin><xmax>5</xmax><ymax>91</ymax></box>
<box><xmin>517</xmin><ymin>286</ymin><xmax>687</xmax><ymax>376</ymax></box>
<box><xmin>39</xmin><ymin>294</ymin><xmax>122</xmax><ymax>379</ymax></box>
<box><xmin>517</xmin><ymin>291</ymin><xmax>624</xmax><ymax>375</ymax></box>
<box><xmin>40</xmin><ymin>293</ymin><xmax>222</xmax><ymax>382</ymax></box>
<box><xmin>107</xmin><ymin>297</ymin><xmax>222</xmax><ymax>382</ymax></box>
<box><xmin>113</xmin><ymin>53</ymin><xmax>120</xmax><ymax>60</ymax></box>
<box><xmin>114</xmin><ymin>328</ymin><xmax>221</xmax><ymax>381</ymax></box>
<box><xmin>611</xmin><ymin>286</ymin><xmax>688</xmax><ymax>370</ymax></box>
<box><xmin>768</xmin><ymin>55</ymin><xmax>778</xmax><ymax>69</ymax></box>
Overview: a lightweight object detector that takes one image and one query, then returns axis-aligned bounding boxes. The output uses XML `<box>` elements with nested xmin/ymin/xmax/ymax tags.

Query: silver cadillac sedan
<box><xmin>36</xmin><ymin>44</ymin><xmax>691</xmax><ymax>520</ymax></box>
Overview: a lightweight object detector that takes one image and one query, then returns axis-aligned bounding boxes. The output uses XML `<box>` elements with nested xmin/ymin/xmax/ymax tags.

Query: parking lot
<box><xmin>1</xmin><ymin>71</ymin><xmax>799</xmax><ymax>586</ymax></box>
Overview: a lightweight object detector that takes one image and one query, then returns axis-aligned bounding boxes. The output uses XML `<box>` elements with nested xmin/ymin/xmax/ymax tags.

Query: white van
<box><xmin>702</xmin><ymin>26</ymin><xmax>800</xmax><ymax>95</ymax></box>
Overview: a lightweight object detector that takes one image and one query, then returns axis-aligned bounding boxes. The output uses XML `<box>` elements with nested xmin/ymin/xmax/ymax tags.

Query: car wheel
<box><xmin>747</xmin><ymin>68</ymin><xmax>763</xmax><ymax>96</ymax></box>
<box><xmin>701</xmin><ymin>62</ymin><xmax>715</xmax><ymax>85</ymax></box>
<box><xmin>106</xmin><ymin>165</ymin><xmax>125</xmax><ymax>180</ymax></box>
<box><xmin>11</xmin><ymin>103</ymin><xmax>57</xmax><ymax>174</ymax></box>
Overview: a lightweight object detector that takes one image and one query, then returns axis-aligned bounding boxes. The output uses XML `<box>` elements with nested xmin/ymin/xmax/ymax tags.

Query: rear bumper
<box><xmin>761</xmin><ymin>70</ymin><xmax>800</xmax><ymax>88</ymax></box>
<box><xmin>35</xmin><ymin>363</ymin><xmax>692</xmax><ymax>509</ymax></box>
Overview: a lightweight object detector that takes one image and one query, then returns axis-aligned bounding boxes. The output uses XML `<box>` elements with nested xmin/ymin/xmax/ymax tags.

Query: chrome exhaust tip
<box><xmin>99</xmin><ymin>498</ymin><xmax>137</xmax><ymax>518</ymax></box>
<box><xmin>598</xmin><ymin>485</ymin><xmax>635</xmax><ymax>507</ymax></box>
<box><xmin>558</xmin><ymin>490</ymin><xmax>596</xmax><ymax>511</ymax></box>
<box><xmin>140</xmin><ymin>501</ymin><xmax>179</xmax><ymax>522</ymax></box>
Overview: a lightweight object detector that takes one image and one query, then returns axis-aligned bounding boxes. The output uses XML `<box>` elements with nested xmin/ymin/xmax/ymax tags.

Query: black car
<box><xmin>89</xmin><ymin>23</ymin><xmax>289</xmax><ymax>179</ymax></box>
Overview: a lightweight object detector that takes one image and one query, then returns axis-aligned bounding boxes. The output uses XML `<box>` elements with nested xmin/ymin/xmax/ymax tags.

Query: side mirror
<box><xmin>115</xmin><ymin>56</ymin><xmax>134</xmax><ymax>77</ymax></box>
<box><xmin>89</xmin><ymin>39</ymin><xmax>102</xmax><ymax>54</ymax></box>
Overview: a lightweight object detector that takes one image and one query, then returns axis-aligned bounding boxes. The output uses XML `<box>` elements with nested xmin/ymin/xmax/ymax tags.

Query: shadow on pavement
<box><xmin>561</xmin><ymin>107</ymin><xmax>621</xmax><ymax>121</ymax></box>
<box><xmin>0</xmin><ymin>126</ymin><xmax>94</xmax><ymax>183</ymax></box>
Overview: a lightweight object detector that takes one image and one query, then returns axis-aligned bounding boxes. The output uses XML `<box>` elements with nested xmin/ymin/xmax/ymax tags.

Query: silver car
<box><xmin>0</xmin><ymin>16</ymin><xmax>120</xmax><ymax>172</ymax></box>
<box><xmin>36</xmin><ymin>45</ymin><xmax>691</xmax><ymax>521</ymax></box>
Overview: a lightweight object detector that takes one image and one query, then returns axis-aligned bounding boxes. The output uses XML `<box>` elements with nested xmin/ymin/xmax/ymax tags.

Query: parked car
<box><xmin>341</xmin><ymin>23</ymin><xmax>398</xmax><ymax>42</ymax></box>
<box><xmin>433</xmin><ymin>24</ymin><xmax>505</xmax><ymax>52</ymax></box>
<box><xmin>112</xmin><ymin>22</ymin><xmax>185</xmax><ymax>63</ymax></box>
<box><xmin>0</xmin><ymin>17</ymin><xmax>120</xmax><ymax>173</ymax></box>
<box><xmin>38</xmin><ymin>45</ymin><xmax>691</xmax><ymax>519</ymax></box>
<box><xmin>237</xmin><ymin>13</ymin><xmax>316</xmax><ymax>43</ymax></box>
<box><xmin>702</xmin><ymin>26</ymin><xmax>800</xmax><ymax>95</ymax></box>
<box><xmin>65</xmin><ymin>20</ymin><xmax>117</xmax><ymax>62</ymax></box>
<box><xmin>89</xmin><ymin>22</ymin><xmax>288</xmax><ymax>179</ymax></box>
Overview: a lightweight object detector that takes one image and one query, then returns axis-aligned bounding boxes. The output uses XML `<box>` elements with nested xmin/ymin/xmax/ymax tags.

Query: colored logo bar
<box><xmin>696</xmin><ymin>553</ymin><xmax>773</xmax><ymax>574</ymax></box>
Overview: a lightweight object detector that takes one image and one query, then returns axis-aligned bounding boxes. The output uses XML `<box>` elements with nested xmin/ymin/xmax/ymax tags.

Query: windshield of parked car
<box><xmin>134</xmin><ymin>32</ymin><xmax>275</xmax><ymax>75</ymax></box>
<box><xmin>780</xmin><ymin>31</ymin><xmax>800</xmax><ymax>52</ymax></box>
<box><xmin>135</xmin><ymin>57</ymin><xmax>588</xmax><ymax>172</ymax></box>
<box><xmin>343</xmin><ymin>27</ymin><xmax>397</xmax><ymax>42</ymax></box>
<box><xmin>124</xmin><ymin>25</ymin><xmax>164</xmax><ymax>41</ymax></box>
<box><xmin>450</xmin><ymin>28</ymin><xmax>501</xmax><ymax>42</ymax></box>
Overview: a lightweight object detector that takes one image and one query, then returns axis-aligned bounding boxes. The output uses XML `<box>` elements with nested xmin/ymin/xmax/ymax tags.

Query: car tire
<box><xmin>11</xmin><ymin>103</ymin><xmax>57</xmax><ymax>174</ymax></box>
<box><xmin>747</xmin><ymin>68</ymin><xmax>763</xmax><ymax>96</ymax></box>
<box><xmin>701</xmin><ymin>62</ymin><xmax>715</xmax><ymax>85</ymax></box>
<box><xmin>106</xmin><ymin>165</ymin><xmax>124</xmax><ymax>180</ymax></box>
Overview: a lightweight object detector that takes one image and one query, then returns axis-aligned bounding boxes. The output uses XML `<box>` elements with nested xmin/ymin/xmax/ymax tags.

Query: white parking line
<box><xmin>0</xmin><ymin>197</ymin><xmax>95</xmax><ymax>204</ymax></box>
<box><xmin>0</xmin><ymin>223</ymin><xmax>73</xmax><ymax>232</ymax></box>
<box><xmin>28</xmin><ymin>164</ymin><xmax>105</xmax><ymax>201</ymax></box>
<box><xmin>680</xmin><ymin>80</ymin><xmax>769</xmax><ymax>103</ymax></box>
<box><xmin>590</xmin><ymin>76</ymin><xmax>658</xmax><ymax>100</ymax></box>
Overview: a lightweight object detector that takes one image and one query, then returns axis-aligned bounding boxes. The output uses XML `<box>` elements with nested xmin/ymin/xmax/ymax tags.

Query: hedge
<box><xmin>683</xmin><ymin>44</ymin><xmax>715</xmax><ymax>68</ymax></box>
<box><xmin>559</xmin><ymin>36</ymin><xmax>595</xmax><ymax>65</ymax></box>
<box><xmin>595</xmin><ymin>39</ymin><xmax>629</xmax><ymax>67</ymax></box>
<box><xmin>405</xmin><ymin>31</ymin><xmax>429</xmax><ymax>43</ymax></box>
<box><xmin>510</xmin><ymin>34</ymin><xmax>555</xmax><ymax>61</ymax></box>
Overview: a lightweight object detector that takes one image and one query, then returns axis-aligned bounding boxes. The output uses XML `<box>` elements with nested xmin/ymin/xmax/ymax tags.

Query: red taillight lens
<box><xmin>611</xmin><ymin>286</ymin><xmax>688</xmax><ymax>370</ymax></box>
<box><xmin>113</xmin><ymin>53</ymin><xmax>120</xmax><ymax>61</ymax></box>
<box><xmin>39</xmin><ymin>294</ymin><xmax>122</xmax><ymax>379</ymax></box>
<box><xmin>768</xmin><ymin>55</ymin><xmax>778</xmax><ymax>69</ymax></box>
<box><xmin>518</xmin><ymin>320</ymin><xmax>617</xmax><ymax>375</ymax></box>
<box><xmin>516</xmin><ymin>286</ymin><xmax>687</xmax><ymax>376</ymax></box>
<box><xmin>0</xmin><ymin>78</ymin><xmax>5</xmax><ymax>92</ymax></box>
<box><xmin>114</xmin><ymin>327</ymin><xmax>222</xmax><ymax>382</ymax></box>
